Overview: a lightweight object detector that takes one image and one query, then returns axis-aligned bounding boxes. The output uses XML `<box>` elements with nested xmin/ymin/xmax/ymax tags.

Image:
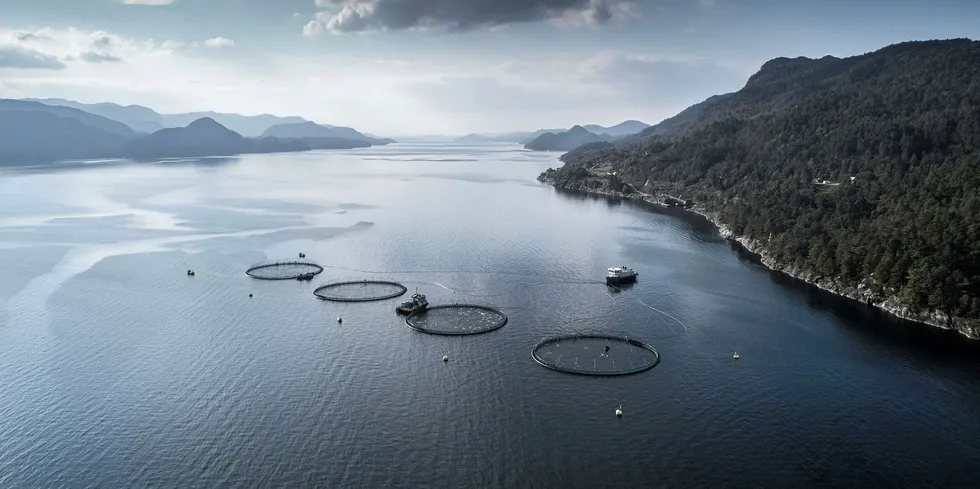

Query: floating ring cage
<box><xmin>531</xmin><ymin>335</ymin><xmax>660</xmax><ymax>376</ymax></box>
<box><xmin>314</xmin><ymin>280</ymin><xmax>408</xmax><ymax>302</ymax></box>
<box><xmin>246</xmin><ymin>260</ymin><xmax>324</xmax><ymax>280</ymax></box>
<box><xmin>406</xmin><ymin>304</ymin><xmax>508</xmax><ymax>336</ymax></box>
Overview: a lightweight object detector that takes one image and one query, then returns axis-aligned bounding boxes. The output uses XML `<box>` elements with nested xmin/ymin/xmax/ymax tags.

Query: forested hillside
<box><xmin>542</xmin><ymin>39</ymin><xmax>980</xmax><ymax>336</ymax></box>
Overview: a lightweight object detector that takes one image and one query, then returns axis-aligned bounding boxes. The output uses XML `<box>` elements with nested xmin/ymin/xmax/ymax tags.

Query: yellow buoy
<box><xmin>443</xmin><ymin>355</ymin><xmax>449</xmax><ymax>362</ymax></box>
<box><xmin>615</xmin><ymin>405</ymin><xmax>623</xmax><ymax>417</ymax></box>
<box><xmin>733</xmin><ymin>351</ymin><xmax>740</xmax><ymax>359</ymax></box>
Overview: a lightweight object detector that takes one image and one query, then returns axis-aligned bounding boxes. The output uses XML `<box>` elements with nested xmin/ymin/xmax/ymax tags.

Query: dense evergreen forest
<box><xmin>544</xmin><ymin>39</ymin><xmax>980</xmax><ymax>334</ymax></box>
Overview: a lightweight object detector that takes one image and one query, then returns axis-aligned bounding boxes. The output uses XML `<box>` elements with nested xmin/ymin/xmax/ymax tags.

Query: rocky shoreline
<box><xmin>540</xmin><ymin>175</ymin><xmax>978</xmax><ymax>340</ymax></box>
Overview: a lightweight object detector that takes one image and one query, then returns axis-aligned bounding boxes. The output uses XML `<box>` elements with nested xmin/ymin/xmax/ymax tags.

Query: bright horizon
<box><xmin>1</xmin><ymin>0</ymin><xmax>979</xmax><ymax>137</ymax></box>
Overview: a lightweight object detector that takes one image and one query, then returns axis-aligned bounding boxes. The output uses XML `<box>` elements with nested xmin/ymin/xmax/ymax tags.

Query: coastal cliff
<box><xmin>538</xmin><ymin>168</ymin><xmax>979</xmax><ymax>340</ymax></box>
<box><xmin>536</xmin><ymin>39</ymin><xmax>980</xmax><ymax>340</ymax></box>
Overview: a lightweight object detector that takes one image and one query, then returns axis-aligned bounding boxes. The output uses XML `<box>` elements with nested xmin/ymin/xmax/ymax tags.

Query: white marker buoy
<box><xmin>337</xmin><ymin>317</ymin><xmax>343</xmax><ymax>323</ymax></box>
<box><xmin>615</xmin><ymin>405</ymin><xmax>623</xmax><ymax>417</ymax></box>
<box><xmin>733</xmin><ymin>351</ymin><xmax>740</xmax><ymax>359</ymax></box>
<box><xmin>443</xmin><ymin>355</ymin><xmax>449</xmax><ymax>362</ymax></box>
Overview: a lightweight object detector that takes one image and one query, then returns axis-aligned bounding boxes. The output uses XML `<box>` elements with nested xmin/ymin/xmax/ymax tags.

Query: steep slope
<box><xmin>540</xmin><ymin>39</ymin><xmax>980</xmax><ymax>337</ymax></box>
<box><xmin>24</xmin><ymin>98</ymin><xmax>166</xmax><ymax>133</ymax></box>
<box><xmin>524</xmin><ymin>126</ymin><xmax>613</xmax><ymax>151</ymax></box>
<box><xmin>632</xmin><ymin>94</ymin><xmax>732</xmax><ymax>140</ymax></box>
<box><xmin>0</xmin><ymin>99</ymin><xmax>137</xmax><ymax>137</ymax></box>
<box><xmin>0</xmin><ymin>110</ymin><xmax>133</xmax><ymax>165</ymax></box>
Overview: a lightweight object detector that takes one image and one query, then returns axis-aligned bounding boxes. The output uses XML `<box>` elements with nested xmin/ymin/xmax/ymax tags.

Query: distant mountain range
<box><xmin>455</xmin><ymin>129</ymin><xmax>564</xmax><ymax>144</ymax></box>
<box><xmin>0</xmin><ymin>98</ymin><xmax>397</xmax><ymax>165</ymax></box>
<box><xmin>524</xmin><ymin>126</ymin><xmax>616</xmax><ymax>151</ymax></box>
<box><xmin>456</xmin><ymin>120</ymin><xmax>650</xmax><ymax>145</ymax></box>
<box><xmin>261</xmin><ymin>121</ymin><xmax>395</xmax><ymax>146</ymax></box>
<box><xmin>1</xmin><ymin>99</ymin><xmax>137</xmax><ymax>137</ymax></box>
<box><xmin>23</xmin><ymin>98</ymin><xmax>393</xmax><ymax>141</ymax></box>
<box><xmin>522</xmin><ymin>108</ymin><xmax>739</xmax><ymax>151</ymax></box>
<box><xmin>581</xmin><ymin>120</ymin><xmax>651</xmax><ymax>137</ymax></box>
<box><xmin>118</xmin><ymin>117</ymin><xmax>309</xmax><ymax>160</ymax></box>
<box><xmin>23</xmin><ymin>98</ymin><xmax>310</xmax><ymax>137</ymax></box>
<box><xmin>0</xmin><ymin>99</ymin><xmax>397</xmax><ymax>165</ymax></box>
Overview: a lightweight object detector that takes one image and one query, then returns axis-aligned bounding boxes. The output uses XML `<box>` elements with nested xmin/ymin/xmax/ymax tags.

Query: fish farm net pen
<box><xmin>245</xmin><ymin>260</ymin><xmax>324</xmax><ymax>280</ymax></box>
<box><xmin>405</xmin><ymin>304</ymin><xmax>508</xmax><ymax>336</ymax></box>
<box><xmin>531</xmin><ymin>335</ymin><xmax>661</xmax><ymax>376</ymax></box>
<box><xmin>313</xmin><ymin>280</ymin><xmax>409</xmax><ymax>302</ymax></box>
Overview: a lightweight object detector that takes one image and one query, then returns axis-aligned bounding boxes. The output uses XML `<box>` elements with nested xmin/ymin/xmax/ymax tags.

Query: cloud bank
<box><xmin>307</xmin><ymin>0</ymin><xmax>637</xmax><ymax>34</ymax></box>
<box><xmin>0</xmin><ymin>45</ymin><xmax>66</xmax><ymax>70</ymax></box>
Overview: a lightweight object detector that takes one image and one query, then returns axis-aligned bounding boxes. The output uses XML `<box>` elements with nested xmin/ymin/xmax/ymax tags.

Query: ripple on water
<box><xmin>0</xmin><ymin>146</ymin><xmax>978</xmax><ymax>487</ymax></box>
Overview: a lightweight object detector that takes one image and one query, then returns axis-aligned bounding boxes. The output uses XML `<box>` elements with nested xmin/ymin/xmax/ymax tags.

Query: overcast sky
<box><xmin>0</xmin><ymin>0</ymin><xmax>978</xmax><ymax>136</ymax></box>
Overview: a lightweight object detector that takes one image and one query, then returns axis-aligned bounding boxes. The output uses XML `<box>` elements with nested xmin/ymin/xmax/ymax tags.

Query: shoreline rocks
<box><xmin>539</xmin><ymin>175</ymin><xmax>978</xmax><ymax>340</ymax></box>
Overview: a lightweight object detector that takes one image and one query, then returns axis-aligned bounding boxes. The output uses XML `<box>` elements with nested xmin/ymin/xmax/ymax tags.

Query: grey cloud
<box><xmin>0</xmin><ymin>45</ymin><xmax>66</xmax><ymax>70</ymax></box>
<box><xmin>410</xmin><ymin>56</ymin><xmax>748</xmax><ymax>114</ymax></box>
<box><xmin>91</xmin><ymin>33</ymin><xmax>116</xmax><ymax>50</ymax></box>
<box><xmin>80</xmin><ymin>51</ymin><xmax>123</xmax><ymax>63</ymax></box>
<box><xmin>314</xmin><ymin>0</ymin><xmax>637</xmax><ymax>33</ymax></box>
<box><xmin>16</xmin><ymin>32</ymin><xmax>48</xmax><ymax>41</ymax></box>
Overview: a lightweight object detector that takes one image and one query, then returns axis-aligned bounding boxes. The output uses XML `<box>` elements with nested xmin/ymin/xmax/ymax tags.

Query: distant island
<box><xmin>524</xmin><ymin>126</ymin><xmax>615</xmax><ymax>151</ymax></box>
<box><xmin>455</xmin><ymin>129</ymin><xmax>563</xmax><ymax>144</ymax></box>
<box><xmin>261</xmin><ymin>121</ymin><xmax>395</xmax><ymax>148</ymax></box>
<box><xmin>457</xmin><ymin>120</ymin><xmax>649</xmax><ymax>145</ymax></box>
<box><xmin>539</xmin><ymin>39</ymin><xmax>980</xmax><ymax>339</ymax></box>
<box><xmin>0</xmin><ymin>99</ymin><xmax>396</xmax><ymax>165</ymax></box>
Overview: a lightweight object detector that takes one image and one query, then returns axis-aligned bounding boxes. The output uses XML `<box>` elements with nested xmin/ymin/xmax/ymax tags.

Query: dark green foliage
<box><xmin>547</xmin><ymin>39</ymin><xmax>980</xmax><ymax>324</ymax></box>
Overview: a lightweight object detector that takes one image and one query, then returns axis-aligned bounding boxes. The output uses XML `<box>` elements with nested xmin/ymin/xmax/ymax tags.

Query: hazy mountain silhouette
<box><xmin>582</xmin><ymin>120</ymin><xmax>650</xmax><ymax>137</ymax></box>
<box><xmin>0</xmin><ymin>109</ymin><xmax>135</xmax><ymax>165</ymax></box>
<box><xmin>456</xmin><ymin>129</ymin><xmax>562</xmax><ymax>144</ymax></box>
<box><xmin>23</xmin><ymin>98</ymin><xmax>309</xmax><ymax>136</ymax></box>
<box><xmin>119</xmin><ymin>117</ymin><xmax>309</xmax><ymax>159</ymax></box>
<box><xmin>458</xmin><ymin>121</ymin><xmax>647</xmax><ymax>144</ymax></box>
<box><xmin>1</xmin><ymin>99</ymin><xmax>137</xmax><ymax>137</ymax></box>
<box><xmin>24</xmin><ymin>98</ymin><xmax>167</xmax><ymax>133</ymax></box>
<box><xmin>164</xmin><ymin>112</ymin><xmax>308</xmax><ymax>137</ymax></box>
<box><xmin>524</xmin><ymin>125</ymin><xmax>613</xmax><ymax>151</ymax></box>
<box><xmin>261</xmin><ymin>121</ymin><xmax>395</xmax><ymax>145</ymax></box>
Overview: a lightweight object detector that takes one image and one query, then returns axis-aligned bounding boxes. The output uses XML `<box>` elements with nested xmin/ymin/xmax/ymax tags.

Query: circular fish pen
<box><xmin>313</xmin><ymin>280</ymin><xmax>408</xmax><ymax>302</ymax></box>
<box><xmin>405</xmin><ymin>304</ymin><xmax>508</xmax><ymax>336</ymax></box>
<box><xmin>246</xmin><ymin>260</ymin><xmax>324</xmax><ymax>280</ymax></box>
<box><xmin>531</xmin><ymin>335</ymin><xmax>660</xmax><ymax>376</ymax></box>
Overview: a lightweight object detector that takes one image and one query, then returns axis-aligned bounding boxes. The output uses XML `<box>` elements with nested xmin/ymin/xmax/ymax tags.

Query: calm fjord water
<box><xmin>1</xmin><ymin>143</ymin><xmax>978</xmax><ymax>488</ymax></box>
